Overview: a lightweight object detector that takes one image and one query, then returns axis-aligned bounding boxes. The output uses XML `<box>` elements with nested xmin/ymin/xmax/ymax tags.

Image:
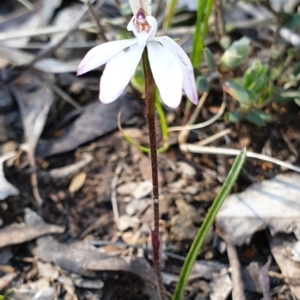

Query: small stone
<box><xmin>170</xmin><ymin>214</ymin><xmax>198</xmax><ymax>241</ymax></box>
<box><xmin>99</xmin><ymin>245</ymin><xmax>124</xmax><ymax>256</ymax></box>
<box><xmin>209</xmin><ymin>272</ymin><xmax>232</xmax><ymax>300</ymax></box>
<box><xmin>132</xmin><ymin>181</ymin><xmax>152</xmax><ymax>199</ymax></box>
<box><xmin>177</xmin><ymin>161</ymin><xmax>196</xmax><ymax>179</ymax></box>
<box><xmin>164</xmin><ymin>170</ymin><xmax>177</xmax><ymax>184</ymax></box>
<box><xmin>117</xmin><ymin>182</ymin><xmax>138</xmax><ymax>195</ymax></box>
<box><xmin>168</xmin><ymin>179</ymin><xmax>186</xmax><ymax>193</ymax></box>
<box><xmin>126</xmin><ymin>198</ymin><xmax>148</xmax><ymax>216</ymax></box>
<box><xmin>139</xmin><ymin>155</ymin><xmax>164</xmax><ymax>186</ymax></box>
<box><xmin>184</xmin><ymin>185</ymin><xmax>199</xmax><ymax>195</ymax></box>
<box><xmin>118</xmin><ymin>215</ymin><xmax>139</xmax><ymax>231</ymax></box>
<box><xmin>72</xmin><ymin>276</ymin><xmax>104</xmax><ymax>289</ymax></box>
<box><xmin>122</xmin><ymin>231</ymin><xmax>133</xmax><ymax>244</ymax></box>
<box><xmin>37</xmin><ymin>262</ymin><xmax>59</xmax><ymax>280</ymax></box>
<box><xmin>176</xmin><ymin>198</ymin><xmax>199</xmax><ymax>223</ymax></box>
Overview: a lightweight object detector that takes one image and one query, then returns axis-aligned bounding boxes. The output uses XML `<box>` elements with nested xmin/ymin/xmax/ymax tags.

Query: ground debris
<box><xmin>270</xmin><ymin>235</ymin><xmax>300</xmax><ymax>299</ymax></box>
<box><xmin>33</xmin><ymin>237</ymin><xmax>108</xmax><ymax>277</ymax></box>
<box><xmin>0</xmin><ymin>151</ymin><xmax>19</xmax><ymax>200</ymax></box>
<box><xmin>7</xmin><ymin>277</ymin><xmax>57</xmax><ymax>300</ymax></box>
<box><xmin>216</xmin><ymin>173</ymin><xmax>300</xmax><ymax>245</ymax></box>
<box><xmin>36</xmin><ymin>95</ymin><xmax>140</xmax><ymax>157</ymax></box>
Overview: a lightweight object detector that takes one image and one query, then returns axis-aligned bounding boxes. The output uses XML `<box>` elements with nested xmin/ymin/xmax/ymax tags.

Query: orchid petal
<box><xmin>77</xmin><ymin>39</ymin><xmax>137</xmax><ymax>75</ymax></box>
<box><xmin>128</xmin><ymin>0</ymin><xmax>151</xmax><ymax>16</ymax></box>
<box><xmin>154</xmin><ymin>36</ymin><xmax>198</xmax><ymax>105</ymax></box>
<box><xmin>127</xmin><ymin>16</ymin><xmax>157</xmax><ymax>47</ymax></box>
<box><xmin>147</xmin><ymin>41</ymin><xmax>182</xmax><ymax>108</ymax></box>
<box><xmin>100</xmin><ymin>44</ymin><xmax>144</xmax><ymax>103</ymax></box>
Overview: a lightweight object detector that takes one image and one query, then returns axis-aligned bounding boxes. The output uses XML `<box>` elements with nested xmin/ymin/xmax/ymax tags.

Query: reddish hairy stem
<box><xmin>142</xmin><ymin>49</ymin><xmax>165</xmax><ymax>300</ymax></box>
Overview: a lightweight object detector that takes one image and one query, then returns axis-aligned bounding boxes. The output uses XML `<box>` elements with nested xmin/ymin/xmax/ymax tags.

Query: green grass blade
<box><xmin>164</xmin><ymin>0</ymin><xmax>179</xmax><ymax>29</ymax></box>
<box><xmin>155</xmin><ymin>91</ymin><xmax>169</xmax><ymax>146</ymax></box>
<box><xmin>191</xmin><ymin>0</ymin><xmax>214</xmax><ymax>67</ymax></box>
<box><xmin>172</xmin><ymin>148</ymin><xmax>246</xmax><ymax>300</ymax></box>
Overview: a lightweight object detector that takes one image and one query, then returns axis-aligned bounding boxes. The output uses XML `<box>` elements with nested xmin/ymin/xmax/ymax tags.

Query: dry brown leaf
<box><xmin>270</xmin><ymin>235</ymin><xmax>300</xmax><ymax>299</ymax></box>
<box><xmin>216</xmin><ymin>173</ymin><xmax>300</xmax><ymax>245</ymax></box>
<box><xmin>0</xmin><ymin>273</ymin><xmax>17</xmax><ymax>290</ymax></box>
<box><xmin>88</xmin><ymin>256</ymin><xmax>158</xmax><ymax>293</ymax></box>
<box><xmin>33</xmin><ymin>237</ymin><xmax>109</xmax><ymax>277</ymax></box>
<box><xmin>7</xmin><ymin>277</ymin><xmax>57</xmax><ymax>300</ymax></box>
<box><xmin>0</xmin><ymin>7</ymin><xmax>41</xmax><ymax>48</ymax></box>
<box><xmin>36</xmin><ymin>96</ymin><xmax>139</xmax><ymax>157</ymax></box>
<box><xmin>0</xmin><ymin>222</ymin><xmax>64</xmax><ymax>248</ymax></box>
<box><xmin>13</xmin><ymin>73</ymin><xmax>54</xmax><ymax>204</ymax></box>
<box><xmin>69</xmin><ymin>172</ymin><xmax>86</xmax><ymax>193</ymax></box>
<box><xmin>210</xmin><ymin>271</ymin><xmax>232</xmax><ymax>300</ymax></box>
<box><xmin>14</xmin><ymin>74</ymin><xmax>53</xmax><ymax>150</ymax></box>
<box><xmin>40</xmin><ymin>153</ymin><xmax>92</xmax><ymax>180</ymax></box>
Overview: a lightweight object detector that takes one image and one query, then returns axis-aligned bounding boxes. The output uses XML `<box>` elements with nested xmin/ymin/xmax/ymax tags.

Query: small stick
<box><xmin>87</xmin><ymin>0</ymin><xmax>108</xmax><ymax>42</ymax></box>
<box><xmin>169</xmin><ymin>91</ymin><xmax>226</xmax><ymax>132</ymax></box>
<box><xmin>226</xmin><ymin>240</ymin><xmax>245</xmax><ymax>300</ymax></box>
<box><xmin>177</xmin><ymin>92</ymin><xmax>208</xmax><ymax>144</ymax></box>
<box><xmin>110</xmin><ymin>163</ymin><xmax>124</xmax><ymax>230</ymax></box>
<box><xmin>180</xmin><ymin>144</ymin><xmax>300</xmax><ymax>173</ymax></box>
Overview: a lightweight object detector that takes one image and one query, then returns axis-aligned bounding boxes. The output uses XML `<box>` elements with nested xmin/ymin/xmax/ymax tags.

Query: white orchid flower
<box><xmin>77</xmin><ymin>0</ymin><xmax>198</xmax><ymax>108</ymax></box>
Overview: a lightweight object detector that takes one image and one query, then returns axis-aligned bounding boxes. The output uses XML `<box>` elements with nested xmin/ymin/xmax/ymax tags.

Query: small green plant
<box><xmin>202</xmin><ymin>38</ymin><xmax>273</xmax><ymax>126</ymax></box>
<box><xmin>224</xmin><ymin>60</ymin><xmax>273</xmax><ymax>126</ymax></box>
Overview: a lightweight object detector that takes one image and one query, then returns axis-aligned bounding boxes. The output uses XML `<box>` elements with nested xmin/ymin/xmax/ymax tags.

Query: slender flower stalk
<box><xmin>142</xmin><ymin>48</ymin><xmax>165</xmax><ymax>299</ymax></box>
<box><xmin>77</xmin><ymin>0</ymin><xmax>198</xmax><ymax>298</ymax></box>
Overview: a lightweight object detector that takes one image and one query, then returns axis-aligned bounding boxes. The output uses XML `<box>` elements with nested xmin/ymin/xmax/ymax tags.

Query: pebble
<box><xmin>126</xmin><ymin>198</ymin><xmax>148</xmax><ymax>216</ymax></box>
<box><xmin>118</xmin><ymin>215</ymin><xmax>139</xmax><ymax>231</ymax></box>
<box><xmin>117</xmin><ymin>182</ymin><xmax>138</xmax><ymax>195</ymax></box>
<box><xmin>132</xmin><ymin>181</ymin><xmax>152</xmax><ymax>199</ymax></box>
<box><xmin>177</xmin><ymin>161</ymin><xmax>196</xmax><ymax>178</ymax></box>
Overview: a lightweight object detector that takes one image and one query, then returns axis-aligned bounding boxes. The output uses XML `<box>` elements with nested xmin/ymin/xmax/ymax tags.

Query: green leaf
<box><xmin>245</xmin><ymin>110</ymin><xmax>272</xmax><ymax>126</ymax></box>
<box><xmin>221</xmin><ymin>37</ymin><xmax>250</xmax><ymax>69</ymax></box>
<box><xmin>243</xmin><ymin>61</ymin><xmax>268</xmax><ymax>88</ymax></box>
<box><xmin>191</xmin><ymin>0</ymin><xmax>214</xmax><ymax>67</ymax></box>
<box><xmin>173</xmin><ymin>149</ymin><xmax>246</xmax><ymax>300</ymax></box>
<box><xmin>203</xmin><ymin>48</ymin><xmax>216</xmax><ymax>72</ymax></box>
<box><xmin>220</xmin><ymin>36</ymin><xmax>231</xmax><ymax>49</ymax></box>
<box><xmin>248</xmin><ymin>77</ymin><xmax>267</xmax><ymax>95</ymax></box>
<box><xmin>196</xmin><ymin>76</ymin><xmax>210</xmax><ymax>92</ymax></box>
<box><xmin>163</xmin><ymin>0</ymin><xmax>179</xmax><ymax>29</ymax></box>
<box><xmin>242</xmin><ymin>72</ymin><xmax>252</xmax><ymax>89</ymax></box>
<box><xmin>119</xmin><ymin>2</ymin><xmax>132</xmax><ymax>16</ymax></box>
<box><xmin>223</xmin><ymin>80</ymin><xmax>251</xmax><ymax>105</ymax></box>
<box><xmin>226</xmin><ymin>111</ymin><xmax>241</xmax><ymax>123</ymax></box>
<box><xmin>283</xmin><ymin>14</ymin><xmax>300</xmax><ymax>29</ymax></box>
<box><xmin>280</xmin><ymin>90</ymin><xmax>300</xmax><ymax>98</ymax></box>
<box><xmin>294</xmin><ymin>98</ymin><xmax>300</xmax><ymax>106</ymax></box>
<box><xmin>292</xmin><ymin>62</ymin><xmax>300</xmax><ymax>76</ymax></box>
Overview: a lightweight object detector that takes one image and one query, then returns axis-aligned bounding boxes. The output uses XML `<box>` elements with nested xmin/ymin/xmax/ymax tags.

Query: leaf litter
<box><xmin>216</xmin><ymin>173</ymin><xmax>300</xmax><ymax>245</ymax></box>
<box><xmin>0</xmin><ymin>151</ymin><xmax>19</xmax><ymax>200</ymax></box>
